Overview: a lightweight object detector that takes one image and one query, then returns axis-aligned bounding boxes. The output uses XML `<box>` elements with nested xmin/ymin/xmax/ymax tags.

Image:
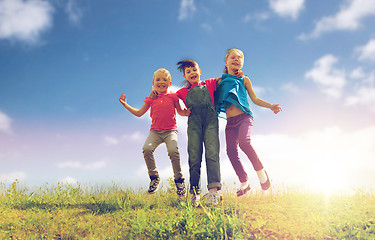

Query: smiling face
<box><xmin>152</xmin><ymin>69</ymin><xmax>171</xmax><ymax>94</ymax></box>
<box><xmin>225</xmin><ymin>49</ymin><xmax>244</xmax><ymax>73</ymax></box>
<box><xmin>183</xmin><ymin>64</ymin><xmax>201</xmax><ymax>85</ymax></box>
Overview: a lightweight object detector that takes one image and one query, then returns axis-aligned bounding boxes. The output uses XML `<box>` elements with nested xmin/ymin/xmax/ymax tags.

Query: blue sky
<box><xmin>1</xmin><ymin>0</ymin><xmax>375</xmax><ymax>193</ymax></box>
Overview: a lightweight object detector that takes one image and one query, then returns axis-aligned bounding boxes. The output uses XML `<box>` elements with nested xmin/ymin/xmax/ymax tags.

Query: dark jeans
<box><xmin>187</xmin><ymin>106</ymin><xmax>221</xmax><ymax>194</ymax></box>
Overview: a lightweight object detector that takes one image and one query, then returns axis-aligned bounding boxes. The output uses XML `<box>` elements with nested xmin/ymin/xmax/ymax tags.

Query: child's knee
<box><xmin>142</xmin><ymin>143</ymin><xmax>155</xmax><ymax>154</ymax></box>
<box><xmin>167</xmin><ymin>147</ymin><xmax>179</xmax><ymax>158</ymax></box>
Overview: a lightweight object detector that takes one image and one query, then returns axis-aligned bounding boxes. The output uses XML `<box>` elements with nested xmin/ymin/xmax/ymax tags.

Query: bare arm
<box><xmin>175</xmin><ymin>100</ymin><xmax>191</xmax><ymax>116</ymax></box>
<box><xmin>216</xmin><ymin>77</ymin><xmax>222</xmax><ymax>85</ymax></box>
<box><xmin>119</xmin><ymin>93</ymin><xmax>150</xmax><ymax>117</ymax></box>
<box><xmin>244</xmin><ymin>76</ymin><xmax>282</xmax><ymax>114</ymax></box>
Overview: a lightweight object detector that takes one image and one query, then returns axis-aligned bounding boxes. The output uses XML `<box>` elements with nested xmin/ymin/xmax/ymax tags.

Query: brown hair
<box><xmin>224</xmin><ymin>48</ymin><xmax>244</xmax><ymax>74</ymax></box>
<box><xmin>176</xmin><ymin>60</ymin><xmax>200</xmax><ymax>88</ymax></box>
<box><xmin>177</xmin><ymin>60</ymin><xmax>199</xmax><ymax>73</ymax></box>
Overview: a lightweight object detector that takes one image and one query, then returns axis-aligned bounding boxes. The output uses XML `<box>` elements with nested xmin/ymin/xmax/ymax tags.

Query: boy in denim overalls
<box><xmin>176</xmin><ymin>60</ymin><xmax>221</xmax><ymax>206</ymax></box>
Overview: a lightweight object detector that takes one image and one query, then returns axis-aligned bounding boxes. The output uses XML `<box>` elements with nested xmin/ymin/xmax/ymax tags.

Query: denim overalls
<box><xmin>186</xmin><ymin>82</ymin><xmax>221</xmax><ymax>194</ymax></box>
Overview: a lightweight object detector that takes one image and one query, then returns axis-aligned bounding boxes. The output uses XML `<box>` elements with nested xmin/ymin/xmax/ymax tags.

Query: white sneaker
<box><xmin>191</xmin><ymin>194</ymin><xmax>200</xmax><ymax>207</ymax></box>
<box><xmin>202</xmin><ymin>192</ymin><xmax>220</xmax><ymax>206</ymax></box>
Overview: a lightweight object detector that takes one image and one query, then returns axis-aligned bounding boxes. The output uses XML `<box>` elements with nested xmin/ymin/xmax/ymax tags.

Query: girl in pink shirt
<box><xmin>119</xmin><ymin>68</ymin><xmax>190</xmax><ymax>195</ymax></box>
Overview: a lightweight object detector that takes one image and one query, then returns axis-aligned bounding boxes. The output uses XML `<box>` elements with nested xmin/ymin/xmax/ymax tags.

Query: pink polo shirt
<box><xmin>176</xmin><ymin>78</ymin><xmax>217</xmax><ymax>106</ymax></box>
<box><xmin>144</xmin><ymin>91</ymin><xmax>179</xmax><ymax>131</ymax></box>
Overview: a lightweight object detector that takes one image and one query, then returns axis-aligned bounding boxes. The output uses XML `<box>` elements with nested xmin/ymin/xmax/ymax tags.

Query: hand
<box><xmin>149</xmin><ymin>90</ymin><xmax>158</xmax><ymax>99</ymax></box>
<box><xmin>119</xmin><ymin>93</ymin><xmax>127</xmax><ymax>104</ymax></box>
<box><xmin>234</xmin><ymin>69</ymin><xmax>244</xmax><ymax>78</ymax></box>
<box><xmin>270</xmin><ymin>104</ymin><xmax>282</xmax><ymax>114</ymax></box>
<box><xmin>185</xmin><ymin>108</ymin><xmax>191</xmax><ymax>116</ymax></box>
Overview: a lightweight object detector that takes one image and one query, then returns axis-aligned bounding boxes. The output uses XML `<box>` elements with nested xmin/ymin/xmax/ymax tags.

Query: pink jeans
<box><xmin>225</xmin><ymin>113</ymin><xmax>263</xmax><ymax>183</ymax></box>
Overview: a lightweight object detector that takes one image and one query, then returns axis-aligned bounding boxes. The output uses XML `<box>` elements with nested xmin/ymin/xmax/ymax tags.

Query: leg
<box><xmin>237</xmin><ymin>115</ymin><xmax>270</xmax><ymax>190</ymax></box>
<box><xmin>142</xmin><ymin>131</ymin><xmax>163</xmax><ymax>177</ymax></box>
<box><xmin>226</xmin><ymin>119</ymin><xmax>248</xmax><ymax>183</ymax></box>
<box><xmin>203</xmin><ymin>111</ymin><xmax>221</xmax><ymax>190</ymax></box>
<box><xmin>237</xmin><ymin>115</ymin><xmax>263</xmax><ymax>171</ymax></box>
<box><xmin>187</xmin><ymin>115</ymin><xmax>203</xmax><ymax>195</ymax></box>
<box><xmin>164</xmin><ymin>130</ymin><xmax>183</xmax><ymax>180</ymax></box>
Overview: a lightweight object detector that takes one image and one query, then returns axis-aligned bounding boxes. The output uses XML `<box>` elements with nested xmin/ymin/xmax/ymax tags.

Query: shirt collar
<box><xmin>189</xmin><ymin>81</ymin><xmax>202</xmax><ymax>89</ymax></box>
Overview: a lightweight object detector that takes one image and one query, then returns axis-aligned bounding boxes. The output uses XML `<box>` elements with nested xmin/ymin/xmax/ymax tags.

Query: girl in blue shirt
<box><xmin>216</xmin><ymin>48</ymin><xmax>282</xmax><ymax>196</ymax></box>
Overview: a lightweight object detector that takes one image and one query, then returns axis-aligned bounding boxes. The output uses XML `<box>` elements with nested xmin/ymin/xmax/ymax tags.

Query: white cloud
<box><xmin>0</xmin><ymin>171</ymin><xmax>27</xmax><ymax>182</ymax></box>
<box><xmin>350</xmin><ymin>67</ymin><xmax>365</xmax><ymax>79</ymax></box>
<box><xmin>134</xmin><ymin>125</ymin><xmax>375</xmax><ymax>190</ymax></box>
<box><xmin>122</xmin><ymin>131</ymin><xmax>146</xmax><ymax>143</ymax></box>
<box><xmin>253</xmin><ymin>126</ymin><xmax>375</xmax><ymax>189</ymax></box>
<box><xmin>178</xmin><ymin>0</ymin><xmax>196</xmax><ymax>21</ymax></box>
<box><xmin>299</xmin><ymin>0</ymin><xmax>375</xmax><ymax>40</ymax></box>
<box><xmin>0</xmin><ymin>111</ymin><xmax>12</xmax><ymax>134</ymax></box>
<box><xmin>104</xmin><ymin>136</ymin><xmax>119</xmax><ymax>146</ymax></box>
<box><xmin>0</xmin><ymin>0</ymin><xmax>54</xmax><ymax>44</ymax></box>
<box><xmin>243</xmin><ymin>12</ymin><xmax>270</xmax><ymax>23</ymax></box>
<box><xmin>65</xmin><ymin>0</ymin><xmax>82</xmax><ymax>24</ymax></box>
<box><xmin>252</xmin><ymin>86</ymin><xmax>266</xmax><ymax>96</ymax></box>
<box><xmin>356</xmin><ymin>38</ymin><xmax>375</xmax><ymax>62</ymax></box>
<box><xmin>269</xmin><ymin>0</ymin><xmax>305</xmax><ymax>20</ymax></box>
<box><xmin>346</xmin><ymin>86</ymin><xmax>375</xmax><ymax>109</ymax></box>
<box><xmin>89</xmin><ymin>161</ymin><xmax>107</xmax><ymax>169</ymax></box>
<box><xmin>201</xmin><ymin>23</ymin><xmax>213</xmax><ymax>32</ymax></box>
<box><xmin>282</xmin><ymin>82</ymin><xmax>300</xmax><ymax>93</ymax></box>
<box><xmin>59</xmin><ymin>176</ymin><xmax>78</xmax><ymax>185</ymax></box>
<box><xmin>346</xmin><ymin>71</ymin><xmax>375</xmax><ymax>110</ymax></box>
<box><xmin>305</xmin><ymin>54</ymin><xmax>346</xmax><ymax>98</ymax></box>
<box><xmin>58</xmin><ymin>161</ymin><xmax>81</xmax><ymax>168</ymax></box>
<box><xmin>57</xmin><ymin>160</ymin><xmax>107</xmax><ymax>170</ymax></box>
<box><xmin>169</xmin><ymin>85</ymin><xmax>180</xmax><ymax>93</ymax></box>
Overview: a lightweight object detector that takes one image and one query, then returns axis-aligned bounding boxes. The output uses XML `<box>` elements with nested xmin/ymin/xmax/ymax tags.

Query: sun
<box><xmin>310</xmin><ymin>164</ymin><xmax>347</xmax><ymax>197</ymax></box>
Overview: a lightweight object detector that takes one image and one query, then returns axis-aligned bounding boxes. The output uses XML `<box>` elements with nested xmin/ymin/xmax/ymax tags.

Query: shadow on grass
<box><xmin>9</xmin><ymin>195</ymin><xmax>173</xmax><ymax>215</ymax></box>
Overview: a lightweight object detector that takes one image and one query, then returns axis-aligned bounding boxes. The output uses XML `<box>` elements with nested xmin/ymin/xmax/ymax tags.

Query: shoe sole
<box><xmin>147</xmin><ymin>181</ymin><xmax>162</xmax><ymax>194</ymax></box>
<box><xmin>261</xmin><ymin>171</ymin><xmax>270</xmax><ymax>190</ymax></box>
<box><xmin>237</xmin><ymin>185</ymin><xmax>251</xmax><ymax>197</ymax></box>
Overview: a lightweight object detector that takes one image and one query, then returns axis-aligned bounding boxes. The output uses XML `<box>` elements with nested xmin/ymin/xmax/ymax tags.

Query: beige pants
<box><xmin>142</xmin><ymin>130</ymin><xmax>183</xmax><ymax>180</ymax></box>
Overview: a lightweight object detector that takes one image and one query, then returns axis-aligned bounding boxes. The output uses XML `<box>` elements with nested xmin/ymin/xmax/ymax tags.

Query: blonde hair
<box><xmin>224</xmin><ymin>48</ymin><xmax>244</xmax><ymax>74</ymax></box>
<box><xmin>153</xmin><ymin>68</ymin><xmax>171</xmax><ymax>82</ymax></box>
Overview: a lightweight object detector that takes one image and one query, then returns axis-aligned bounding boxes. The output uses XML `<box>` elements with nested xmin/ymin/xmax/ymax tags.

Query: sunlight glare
<box><xmin>309</xmin><ymin>162</ymin><xmax>348</xmax><ymax>197</ymax></box>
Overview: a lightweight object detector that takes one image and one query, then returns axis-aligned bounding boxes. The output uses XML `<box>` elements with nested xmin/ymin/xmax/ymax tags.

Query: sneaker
<box><xmin>174</xmin><ymin>178</ymin><xmax>186</xmax><ymax>196</ymax></box>
<box><xmin>261</xmin><ymin>171</ymin><xmax>270</xmax><ymax>190</ymax></box>
<box><xmin>147</xmin><ymin>176</ymin><xmax>161</xmax><ymax>194</ymax></box>
<box><xmin>202</xmin><ymin>191</ymin><xmax>220</xmax><ymax>206</ymax></box>
<box><xmin>191</xmin><ymin>194</ymin><xmax>200</xmax><ymax>207</ymax></box>
<box><xmin>237</xmin><ymin>185</ymin><xmax>251</xmax><ymax>197</ymax></box>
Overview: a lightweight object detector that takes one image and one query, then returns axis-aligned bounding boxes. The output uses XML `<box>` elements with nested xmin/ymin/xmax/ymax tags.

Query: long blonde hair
<box><xmin>224</xmin><ymin>48</ymin><xmax>244</xmax><ymax>74</ymax></box>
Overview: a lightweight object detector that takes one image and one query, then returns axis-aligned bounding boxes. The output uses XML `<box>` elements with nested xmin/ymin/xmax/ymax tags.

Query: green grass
<box><xmin>0</xmin><ymin>179</ymin><xmax>374</xmax><ymax>239</ymax></box>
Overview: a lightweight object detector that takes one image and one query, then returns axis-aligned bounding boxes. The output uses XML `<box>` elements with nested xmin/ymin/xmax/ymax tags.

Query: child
<box><xmin>119</xmin><ymin>68</ymin><xmax>190</xmax><ymax>196</ymax></box>
<box><xmin>215</xmin><ymin>49</ymin><xmax>282</xmax><ymax>197</ymax></box>
<box><xmin>176</xmin><ymin>60</ymin><xmax>221</xmax><ymax>207</ymax></box>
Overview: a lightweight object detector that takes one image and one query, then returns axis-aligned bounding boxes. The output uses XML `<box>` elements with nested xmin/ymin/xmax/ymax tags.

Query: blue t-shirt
<box><xmin>215</xmin><ymin>74</ymin><xmax>253</xmax><ymax>118</ymax></box>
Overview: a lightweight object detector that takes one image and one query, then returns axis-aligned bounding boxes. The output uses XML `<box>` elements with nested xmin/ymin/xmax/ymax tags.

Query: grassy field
<box><xmin>0</xmin><ymin>179</ymin><xmax>374</xmax><ymax>239</ymax></box>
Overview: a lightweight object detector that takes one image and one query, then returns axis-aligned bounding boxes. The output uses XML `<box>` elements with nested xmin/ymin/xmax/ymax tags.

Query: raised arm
<box><xmin>244</xmin><ymin>76</ymin><xmax>282</xmax><ymax>114</ymax></box>
<box><xmin>119</xmin><ymin>93</ymin><xmax>150</xmax><ymax>117</ymax></box>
